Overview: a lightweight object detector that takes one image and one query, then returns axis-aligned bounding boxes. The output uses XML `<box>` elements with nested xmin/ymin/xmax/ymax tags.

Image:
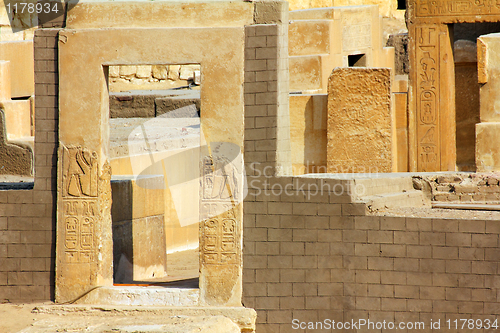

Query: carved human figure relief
<box><xmin>63</xmin><ymin>146</ymin><xmax>98</xmax><ymax>197</ymax></box>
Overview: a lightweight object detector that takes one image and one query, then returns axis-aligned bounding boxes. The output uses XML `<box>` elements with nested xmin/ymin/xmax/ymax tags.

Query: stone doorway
<box><xmin>56</xmin><ymin>27</ymin><xmax>245</xmax><ymax>307</ymax></box>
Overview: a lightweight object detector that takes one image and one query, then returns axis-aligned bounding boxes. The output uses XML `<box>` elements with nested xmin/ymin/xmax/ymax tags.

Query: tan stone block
<box><xmin>0</xmin><ymin>60</ymin><xmax>10</xmax><ymax>100</ymax></box>
<box><xmin>2</xmin><ymin>99</ymin><xmax>31</xmax><ymax>140</ymax></box>
<box><xmin>327</xmin><ymin>68</ymin><xmax>394</xmax><ymax>173</ymax></box>
<box><xmin>66</xmin><ymin>1</ymin><xmax>253</xmax><ymax>29</ymax></box>
<box><xmin>119</xmin><ymin>65</ymin><xmax>136</xmax><ymax>77</ymax></box>
<box><xmin>108</xmin><ymin>66</ymin><xmax>120</xmax><ymax>78</ymax></box>
<box><xmin>476</xmin><ymin>122</ymin><xmax>500</xmax><ymax>172</ymax></box>
<box><xmin>0</xmin><ymin>41</ymin><xmax>34</xmax><ymax>98</ymax></box>
<box><xmin>167</xmin><ymin>65</ymin><xmax>180</xmax><ymax>81</ymax></box>
<box><xmin>135</xmin><ymin>65</ymin><xmax>152</xmax><ymax>79</ymax></box>
<box><xmin>288</xmin><ymin>20</ymin><xmax>330</xmax><ymax>56</ymax></box>
<box><xmin>289</xmin><ymin>55</ymin><xmax>322</xmax><ymax>92</ymax></box>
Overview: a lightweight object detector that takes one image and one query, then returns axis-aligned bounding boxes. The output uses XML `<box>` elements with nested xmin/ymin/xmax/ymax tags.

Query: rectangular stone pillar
<box><xmin>408</xmin><ymin>23</ymin><xmax>456</xmax><ymax>171</ymax></box>
<box><xmin>476</xmin><ymin>34</ymin><xmax>500</xmax><ymax>171</ymax></box>
<box><xmin>327</xmin><ymin>67</ymin><xmax>395</xmax><ymax>173</ymax></box>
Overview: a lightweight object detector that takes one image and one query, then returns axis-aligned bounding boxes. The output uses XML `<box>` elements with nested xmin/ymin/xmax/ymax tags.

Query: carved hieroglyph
<box><xmin>199</xmin><ymin>142</ymin><xmax>243</xmax><ymax>306</ymax></box>
<box><xmin>56</xmin><ymin>145</ymin><xmax>113</xmax><ymax>303</ymax></box>
<box><xmin>415</xmin><ymin>0</ymin><xmax>500</xmax><ymax>17</ymax></box>
<box><xmin>415</xmin><ymin>26</ymin><xmax>440</xmax><ymax>171</ymax></box>
<box><xmin>61</xmin><ymin>146</ymin><xmax>98</xmax><ymax>263</ymax></box>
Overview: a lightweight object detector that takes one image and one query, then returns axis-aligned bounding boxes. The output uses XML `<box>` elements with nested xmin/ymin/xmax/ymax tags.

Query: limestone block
<box><xmin>194</xmin><ymin>70</ymin><xmax>201</xmax><ymax>85</ymax></box>
<box><xmin>179</xmin><ymin>64</ymin><xmax>200</xmax><ymax>80</ymax></box>
<box><xmin>168</xmin><ymin>65</ymin><xmax>180</xmax><ymax>81</ymax></box>
<box><xmin>478</xmin><ymin>34</ymin><xmax>500</xmax><ymax>122</ymax></box>
<box><xmin>327</xmin><ymin>68</ymin><xmax>394</xmax><ymax>173</ymax></box>
<box><xmin>108</xmin><ymin>66</ymin><xmax>120</xmax><ymax>78</ymax></box>
<box><xmin>2</xmin><ymin>99</ymin><xmax>31</xmax><ymax>140</ymax></box>
<box><xmin>136</xmin><ymin>65</ymin><xmax>152</xmax><ymax>79</ymax></box>
<box><xmin>289</xmin><ymin>94</ymin><xmax>327</xmax><ymax>174</ymax></box>
<box><xmin>476</xmin><ymin>123</ymin><xmax>500</xmax><ymax>172</ymax></box>
<box><xmin>66</xmin><ymin>1</ymin><xmax>254</xmax><ymax>29</ymax></box>
<box><xmin>152</xmin><ymin>65</ymin><xmax>168</xmax><ymax>80</ymax></box>
<box><xmin>0</xmin><ymin>60</ymin><xmax>10</xmax><ymax>100</ymax></box>
<box><xmin>288</xmin><ymin>20</ymin><xmax>331</xmax><ymax>56</ymax></box>
<box><xmin>0</xmin><ymin>41</ymin><xmax>33</xmax><ymax>98</ymax></box>
<box><xmin>289</xmin><ymin>55</ymin><xmax>322</xmax><ymax>92</ymax></box>
<box><xmin>120</xmin><ymin>65</ymin><xmax>136</xmax><ymax>77</ymax></box>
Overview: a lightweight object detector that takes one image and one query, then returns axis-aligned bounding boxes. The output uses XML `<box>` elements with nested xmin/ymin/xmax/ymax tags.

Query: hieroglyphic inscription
<box><xmin>416</xmin><ymin>26</ymin><xmax>440</xmax><ymax>171</ymax></box>
<box><xmin>417</xmin><ymin>0</ymin><xmax>500</xmax><ymax>17</ymax></box>
<box><xmin>200</xmin><ymin>155</ymin><xmax>239</xmax><ymax>265</ymax></box>
<box><xmin>61</xmin><ymin>146</ymin><xmax>98</xmax><ymax>263</ymax></box>
<box><xmin>342</xmin><ymin>24</ymin><xmax>371</xmax><ymax>52</ymax></box>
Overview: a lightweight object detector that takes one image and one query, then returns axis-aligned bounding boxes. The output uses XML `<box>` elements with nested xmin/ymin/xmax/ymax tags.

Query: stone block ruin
<box><xmin>3</xmin><ymin>0</ymin><xmax>500</xmax><ymax>332</ymax></box>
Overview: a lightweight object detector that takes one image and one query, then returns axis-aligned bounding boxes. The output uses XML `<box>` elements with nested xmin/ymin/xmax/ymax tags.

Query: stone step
<box><xmin>359</xmin><ymin>190</ymin><xmax>430</xmax><ymax>212</ymax></box>
<box><xmin>352</xmin><ymin>176</ymin><xmax>415</xmax><ymax>197</ymax></box>
<box><xmin>32</xmin><ymin>304</ymin><xmax>257</xmax><ymax>333</ymax></box>
<box><xmin>73</xmin><ymin>286</ymin><xmax>199</xmax><ymax>307</ymax></box>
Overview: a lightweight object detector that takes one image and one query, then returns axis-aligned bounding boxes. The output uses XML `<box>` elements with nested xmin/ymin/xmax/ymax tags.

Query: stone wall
<box><xmin>243</xmin><ymin>177</ymin><xmax>500</xmax><ymax>331</ymax></box>
<box><xmin>418</xmin><ymin>173</ymin><xmax>500</xmax><ymax>203</ymax></box>
<box><xmin>108</xmin><ymin>64</ymin><xmax>201</xmax><ymax>92</ymax></box>
<box><xmin>0</xmin><ymin>29</ymin><xmax>59</xmax><ymax>302</ymax></box>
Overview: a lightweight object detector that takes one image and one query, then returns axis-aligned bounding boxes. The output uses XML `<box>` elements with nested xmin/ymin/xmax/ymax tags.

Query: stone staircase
<box><xmin>349</xmin><ymin>175</ymin><xmax>431</xmax><ymax>212</ymax></box>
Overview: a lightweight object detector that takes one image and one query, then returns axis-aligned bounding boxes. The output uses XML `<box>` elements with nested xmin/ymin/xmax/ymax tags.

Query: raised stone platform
<box><xmin>30</xmin><ymin>304</ymin><xmax>256</xmax><ymax>333</ymax></box>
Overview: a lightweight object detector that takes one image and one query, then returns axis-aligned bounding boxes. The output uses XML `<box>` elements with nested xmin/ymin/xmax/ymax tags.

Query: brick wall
<box><xmin>243</xmin><ymin>178</ymin><xmax>500</xmax><ymax>332</ymax></box>
<box><xmin>0</xmin><ymin>29</ymin><xmax>59</xmax><ymax>302</ymax></box>
<box><xmin>245</xmin><ymin>2</ymin><xmax>291</xmax><ymax>177</ymax></box>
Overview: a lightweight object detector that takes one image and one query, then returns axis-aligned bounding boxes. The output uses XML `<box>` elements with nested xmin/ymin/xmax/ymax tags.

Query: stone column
<box><xmin>476</xmin><ymin>34</ymin><xmax>500</xmax><ymax>172</ymax></box>
<box><xmin>407</xmin><ymin>23</ymin><xmax>456</xmax><ymax>171</ymax></box>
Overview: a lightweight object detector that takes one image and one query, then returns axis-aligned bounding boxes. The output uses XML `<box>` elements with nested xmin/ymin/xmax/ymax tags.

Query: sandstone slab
<box><xmin>327</xmin><ymin>67</ymin><xmax>394</xmax><ymax>173</ymax></box>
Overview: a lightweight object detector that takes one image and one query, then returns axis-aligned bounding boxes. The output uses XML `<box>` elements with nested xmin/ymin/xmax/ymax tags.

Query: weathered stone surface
<box><xmin>65</xmin><ymin>1</ymin><xmax>254</xmax><ymax>29</ymax></box>
<box><xmin>476</xmin><ymin>123</ymin><xmax>500</xmax><ymax>172</ymax></box>
<box><xmin>289</xmin><ymin>20</ymin><xmax>331</xmax><ymax>56</ymax></box>
<box><xmin>32</xmin><ymin>305</ymin><xmax>257</xmax><ymax>333</ymax></box>
<box><xmin>476</xmin><ymin>34</ymin><xmax>500</xmax><ymax>171</ymax></box>
<box><xmin>327</xmin><ymin>68</ymin><xmax>394</xmax><ymax>173</ymax></box>
<box><xmin>152</xmin><ymin>65</ymin><xmax>168</xmax><ymax>80</ymax></box>
<box><xmin>0</xmin><ymin>109</ymin><xmax>32</xmax><ymax>176</ymax></box>
<box><xmin>386</xmin><ymin>33</ymin><xmax>408</xmax><ymax>75</ymax></box>
<box><xmin>19</xmin><ymin>314</ymin><xmax>241</xmax><ymax>333</ymax></box>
